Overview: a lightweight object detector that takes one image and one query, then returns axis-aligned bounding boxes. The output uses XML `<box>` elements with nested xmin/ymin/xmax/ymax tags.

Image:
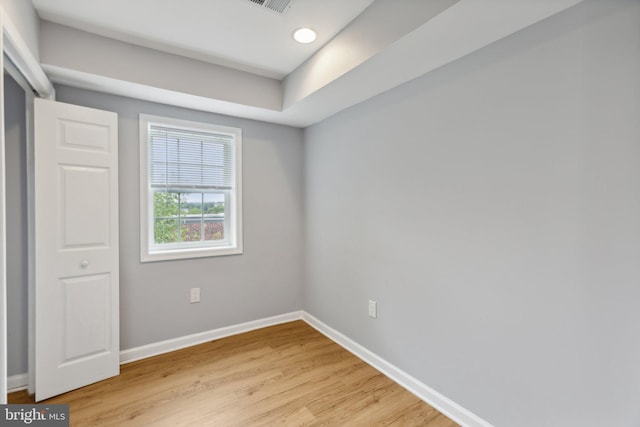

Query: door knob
<box><xmin>80</xmin><ymin>260</ymin><xmax>89</xmax><ymax>268</ymax></box>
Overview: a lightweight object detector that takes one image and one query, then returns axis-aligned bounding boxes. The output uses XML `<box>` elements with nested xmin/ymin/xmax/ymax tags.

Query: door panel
<box><xmin>61</xmin><ymin>274</ymin><xmax>111</xmax><ymax>363</ymax></box>
<box><xmin>61</xmin><ymin>166</ymin><xmax>111</xmax><ymax>247</ymax></box>
<box><xmin>34</xmin><ymin>99</ymin><xmax>119</xmax><ymax>401</ymax></box>
<box><xmin>59</xmin><ymin>119</ymin><xmax>112</xmax><ymax>152</ymax></box>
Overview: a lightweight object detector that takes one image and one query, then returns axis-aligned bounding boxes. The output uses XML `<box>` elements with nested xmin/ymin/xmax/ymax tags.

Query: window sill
<box><xmin>141</xmin><ymin>245</ymin><xmax>243</xmax><ymax>262</ymax></box>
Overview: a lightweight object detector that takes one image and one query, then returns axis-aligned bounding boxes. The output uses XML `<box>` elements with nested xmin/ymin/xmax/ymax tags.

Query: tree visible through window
<box><xmin>153</xmin><ymin>191</ymin><xmax>225</xmax><ymax>244</ymax></box>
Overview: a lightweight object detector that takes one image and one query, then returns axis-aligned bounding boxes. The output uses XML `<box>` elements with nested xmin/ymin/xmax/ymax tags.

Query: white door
<box><xmin>34</xmin><ymin>99</ymin><xmax>119</xmax><ymax>401</ymax></box>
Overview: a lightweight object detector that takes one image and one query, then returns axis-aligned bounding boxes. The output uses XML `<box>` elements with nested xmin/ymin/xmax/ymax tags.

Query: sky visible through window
<box><xmin>183</xmin><ymin>192</ymin><xmax>223</xmax><ymax>203</ymax></box>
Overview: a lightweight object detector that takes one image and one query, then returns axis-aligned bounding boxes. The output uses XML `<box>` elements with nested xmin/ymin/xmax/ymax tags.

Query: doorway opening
<box><xmin>4</xmin><ymin>61</ymin><xmax>33</xmax><ymax>399</ymax></box>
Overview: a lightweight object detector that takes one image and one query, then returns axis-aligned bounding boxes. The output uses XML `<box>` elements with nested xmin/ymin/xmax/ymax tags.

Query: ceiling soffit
<box><xmin>36</xmin><ymin>0</ymin><xmax>585</xmax><ymax>127</ymax></box>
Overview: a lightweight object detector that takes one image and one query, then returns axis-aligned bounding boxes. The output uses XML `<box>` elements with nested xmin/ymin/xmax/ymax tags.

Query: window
<box><xmin>140</xmin><ymin>114</ymin><xmax>242</xmax><ymax>261</ymax></box>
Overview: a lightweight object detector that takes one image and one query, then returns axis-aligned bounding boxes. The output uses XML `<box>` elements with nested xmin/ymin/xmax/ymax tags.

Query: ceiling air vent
<box><xmin>247</xmin><ymin>0</ymin><xmax>292</xmax><ymax>15</ymax></box>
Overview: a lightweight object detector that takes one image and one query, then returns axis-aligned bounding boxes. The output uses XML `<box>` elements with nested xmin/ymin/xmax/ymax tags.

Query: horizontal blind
<box><xmin>149</xmin><ymin>125</ymin><xmax>234</xmax><ymax>190</ymax></box>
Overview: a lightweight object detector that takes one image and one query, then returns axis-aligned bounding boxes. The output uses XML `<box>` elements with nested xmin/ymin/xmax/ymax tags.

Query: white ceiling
<box><xmin>31</xmin><ymin>0</ymin><xmax>375</xmax><ymax>79</ymax></box>
<box><xmin>29</xmin><ymin>0</ymin><xmax>585</xmax><ymax>127</ymax></box>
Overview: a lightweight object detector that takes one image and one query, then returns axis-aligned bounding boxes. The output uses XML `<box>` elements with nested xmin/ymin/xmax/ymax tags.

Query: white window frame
<box><xmin>139</xmin><ymin>114</ymin><xmax>243</xmax><ymax>262</ymax></box>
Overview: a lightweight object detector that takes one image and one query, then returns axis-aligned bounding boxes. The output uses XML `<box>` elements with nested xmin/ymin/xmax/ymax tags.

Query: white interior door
<box><xmin>34</xmin><ymin>99</ymin><xmax>119</xmax><ymax>401</ymax></box>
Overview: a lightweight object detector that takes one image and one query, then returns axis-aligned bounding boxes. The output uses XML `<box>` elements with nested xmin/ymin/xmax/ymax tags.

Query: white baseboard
<box><xmin>8</xmin><ymin>373</ymin><xmax>29</xmax><ymax>393</ymax></box>
<box><xmin>9</xmin><ymin>312</ymin><xmax>304</xmax><ymax>393</ymax></box>
<box><xmin>15</xmin><ymin>310</ymin><xmax>490</xmax><ymax>427</ymax></box>
<box><xmin>120</xmin><ymin>311</ymin><xmax>303</xmax><ymax>364</ymax></box>
<box><xmin>302</xmin><ymin>312</ymin><xmax>493</xmax><ymax>427</ymax></box>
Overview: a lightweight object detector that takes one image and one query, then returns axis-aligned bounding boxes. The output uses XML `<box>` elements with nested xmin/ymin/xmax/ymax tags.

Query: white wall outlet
<box><xmin>368</xmin><ymin>300</ymin><xmax>377</xmax><ymax>319</ymax></box>
<box><xmin>190</xmin><ymin>287</ymin><xmax>201</xmax><ymax>303</ymax></box>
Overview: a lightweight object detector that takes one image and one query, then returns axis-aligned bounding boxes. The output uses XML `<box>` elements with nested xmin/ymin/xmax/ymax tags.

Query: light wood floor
<box><xmin>9</xmin><ymin>321</ymin><xmax>458</xmax><ymax>426</ymax></box>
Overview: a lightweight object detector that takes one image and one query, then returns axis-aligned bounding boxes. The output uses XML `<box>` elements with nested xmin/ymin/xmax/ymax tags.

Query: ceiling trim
<box><xmin>3</xmin><ymin>9</ymin><xmax>54</xmax><ymax>99</ymax></box>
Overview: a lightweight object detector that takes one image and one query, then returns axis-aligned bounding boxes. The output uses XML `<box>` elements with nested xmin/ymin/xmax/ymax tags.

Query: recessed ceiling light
<box><xmin>293</xmin><ymin>28</ymin><xmax>317</xmax><ymax>44</ymax></box>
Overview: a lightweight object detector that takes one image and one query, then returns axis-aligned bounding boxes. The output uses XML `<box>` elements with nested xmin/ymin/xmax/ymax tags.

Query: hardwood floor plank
<box><xmin>8</xmin><ymin>321</ymin><xmax>458</xmax><ymax>426</ymax></box>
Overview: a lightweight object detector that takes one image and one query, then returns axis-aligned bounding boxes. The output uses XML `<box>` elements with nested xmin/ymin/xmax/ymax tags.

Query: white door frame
<box><xmin>0</xmin><ymin>7</ymin><xmax>6</xmax><ymax>403</ymax></box>
<box><xmin>0</xmin><ymin>6</ymin><xmax>55</xmax><ymax>401</ymax></box>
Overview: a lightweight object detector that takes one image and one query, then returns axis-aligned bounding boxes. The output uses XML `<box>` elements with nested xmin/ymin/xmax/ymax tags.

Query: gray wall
<box><xmin>55</xmin><ymin>86</ymin><xmax>304</xmax><ymax>350</ymax></box>
<box><xmin>40</xmin><ymin>22</ymin><xmax>282</xmax><ymax>112</ymax></box>
<box><xmin>4</xmin><ymin>73</ymin><xmax>27</xmax><ymax>376</ymax></box>
<box><xmin>303</xmin><ymin>1</ymin><xmax>640</xmax><ymax>426</ymax></box>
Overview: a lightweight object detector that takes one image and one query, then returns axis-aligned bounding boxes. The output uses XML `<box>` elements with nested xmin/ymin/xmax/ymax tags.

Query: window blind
<box><xmin>149</xmin><ymin>124</ymin><xmax>234</xmax><ymax>190</ymax></box>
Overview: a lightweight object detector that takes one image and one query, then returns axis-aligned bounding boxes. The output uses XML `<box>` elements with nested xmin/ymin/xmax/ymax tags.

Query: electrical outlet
<box><xmin>190</xmin><ymin>287</ymin><xmax>201</xmax><ymax>303</ymax></box>
<box><xmin>368</xmin><ymin>300</ymin><xmax>377</xmax><ymax>319</ymax></box>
